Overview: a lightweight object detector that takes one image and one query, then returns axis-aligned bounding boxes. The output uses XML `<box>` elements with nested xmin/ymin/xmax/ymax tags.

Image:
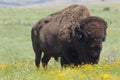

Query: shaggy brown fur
<box><xmin>57</xmin><ymin>5</ymin><xmax>90</xmax><ymax>43</ymax></box>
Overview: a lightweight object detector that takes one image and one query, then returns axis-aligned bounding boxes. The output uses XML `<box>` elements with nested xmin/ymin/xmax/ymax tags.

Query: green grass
<box><xmin>0</xmin><ymin>3</ymin><xmax>120</xmax><ymax>80</ymax></box>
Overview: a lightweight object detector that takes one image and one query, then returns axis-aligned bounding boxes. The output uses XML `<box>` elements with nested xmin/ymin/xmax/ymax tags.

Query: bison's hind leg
<box><xmin>35</xmin><ymin>50</ymin><xmax>42</xmax><ymax>68</ymax></box>
<box><xmin>42</xmin><ymin>54</ymin><xmax>51</xmax><ymax>67</ymax></box>
<box><xmin>33</xmin><ymin>44</ymin><xmax>42</xmax><ymax>68</ymax></box>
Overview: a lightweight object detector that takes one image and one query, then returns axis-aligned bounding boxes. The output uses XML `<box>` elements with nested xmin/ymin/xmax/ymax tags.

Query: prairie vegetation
<box><xmin>0</xmin><ymin>3</ymin><xmax>120</xmax><ymax>80</ymax></box>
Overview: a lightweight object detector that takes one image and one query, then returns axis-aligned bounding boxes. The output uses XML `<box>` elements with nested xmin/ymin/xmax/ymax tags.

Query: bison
<box><xmin>31</xmin><ymin>4</ymin><xmax>107</xmax><ymax>68</ymax></box>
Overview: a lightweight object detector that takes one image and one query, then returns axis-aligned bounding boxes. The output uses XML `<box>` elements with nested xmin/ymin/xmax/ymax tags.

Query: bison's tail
<box><xmin>31</xmin><ymin>27</ymin><xmax>42</xmax><ymax>68</ymax></box>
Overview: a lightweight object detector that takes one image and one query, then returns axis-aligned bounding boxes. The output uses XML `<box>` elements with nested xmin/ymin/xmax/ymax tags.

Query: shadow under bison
<box><xmin>31</xmin><ymin>4</ymin><xmax>107</xmax><ymax>68</ymax></box>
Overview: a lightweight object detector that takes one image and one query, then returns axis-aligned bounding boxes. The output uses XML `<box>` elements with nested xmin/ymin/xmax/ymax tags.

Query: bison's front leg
<box><xmin>60</xmin><ymin>47</ymin><xmax>74</xmax><ymax>67</ymax></box>
<box><xmin>61</xmin><ymin>53</ymin><xmax>70</xmax><ymax>67</ymax></box>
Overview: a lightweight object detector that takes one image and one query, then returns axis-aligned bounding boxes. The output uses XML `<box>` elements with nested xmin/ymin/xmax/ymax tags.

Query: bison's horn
<box><xmin>75</xmin><ymin>26</ymin><xmax>83</xmax><ymax>39</ymax></box>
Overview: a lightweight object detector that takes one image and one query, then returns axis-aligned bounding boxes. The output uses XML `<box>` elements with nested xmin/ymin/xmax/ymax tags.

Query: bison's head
<box><xmin>75</xmin><ymin>16</ymin><xmax>107</xmax><ymax>64</ymax></box>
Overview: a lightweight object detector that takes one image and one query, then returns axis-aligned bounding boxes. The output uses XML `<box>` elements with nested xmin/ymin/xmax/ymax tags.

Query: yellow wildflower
<box><xmin>0</xmin><ymin>64</ymin><xmax>8</xmax><ymax>71</ymax></box>
<box><xmin>50</xmin><ymin>71</ymin><xmax>55</xmax><ymax>76</ymax></box>
<box><xmin>86</xmin><ymin>64</ymin><xmax>93</xmax><ymax>70</ymax></box>
<box><xmin>59</xmin><ymin>73</ymin><xmax>65</xmax><ymax>78</ymax></box>
<box><xmin>103</xmin><ymin>64</ymin><xmax>110</xmax><ymax>69</ymax></box>
<box><xmin>80</xmin><ymin>74</ymin><xmax>86</xmax><ymax>79</ymax></box>
<box><xmin>102</xmin><ymin>73</ymin><xmax>112</xmax><ymax>79</ymax></box>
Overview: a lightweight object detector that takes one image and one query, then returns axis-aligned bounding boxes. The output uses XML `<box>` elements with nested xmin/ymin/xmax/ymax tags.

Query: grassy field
<box><xmin>0</xmin><ymin>3</ymin><xmax>120</xmax><ymax>80</ymax></box>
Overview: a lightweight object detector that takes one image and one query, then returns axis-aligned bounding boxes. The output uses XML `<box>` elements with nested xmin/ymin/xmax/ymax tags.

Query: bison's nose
<box><xmin>92</xmin><ymin>47</ymin><xmax>101</xmax><ymax>57</ymax></box>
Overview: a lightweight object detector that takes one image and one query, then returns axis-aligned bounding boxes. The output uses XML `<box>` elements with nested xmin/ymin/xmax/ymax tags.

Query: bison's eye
<box><xmin>88</xmin><ymin>42</ymin><xmax>97</xmax><ymax>48</ymax></box>
<box><xmin>89</xmin><ymin>44</ymin><xmax>96</xmax><ymax>48</ymax></box>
